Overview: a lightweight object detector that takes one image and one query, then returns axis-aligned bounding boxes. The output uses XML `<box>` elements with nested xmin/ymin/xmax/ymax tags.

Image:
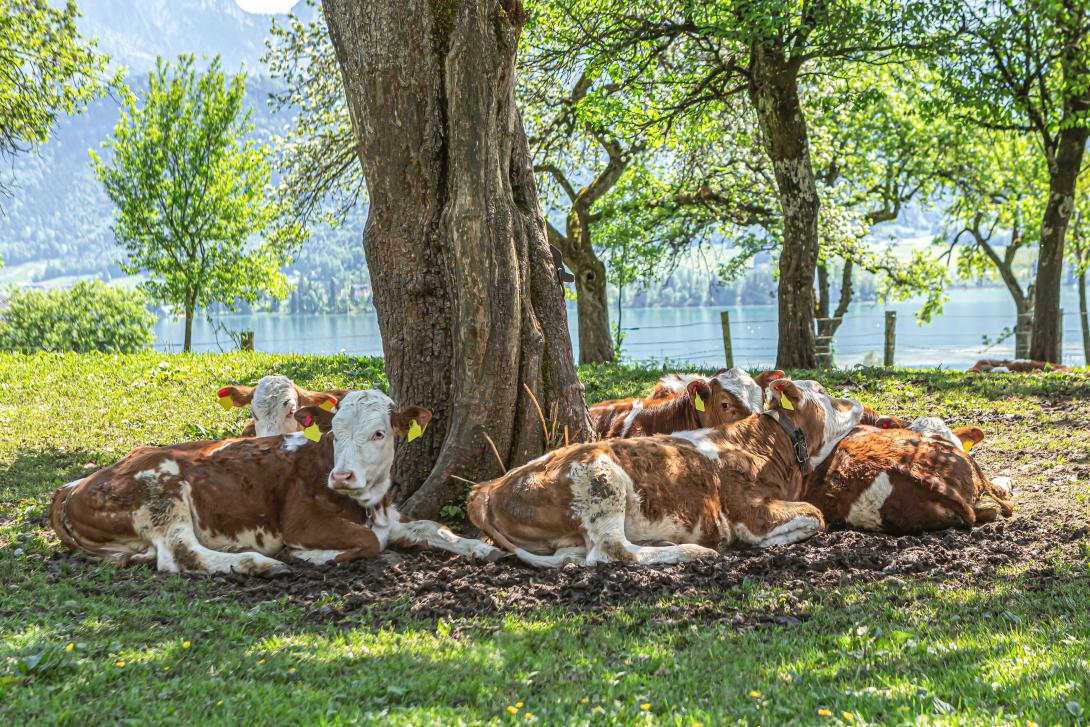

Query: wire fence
<box><xmin>158</xmin><ymin>308</ymin><xmax>1089</xmax><ymax>368</ymax></box>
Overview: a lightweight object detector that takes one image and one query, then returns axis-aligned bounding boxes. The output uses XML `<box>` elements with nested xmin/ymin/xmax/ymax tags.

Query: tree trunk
<box><xmin>1079</xmin><ymin>267</ymin><xmax>1090</xmax><ymax>366</ymax></box>
<box><xmin>562</xmin><ymin>210</ymin><xmax>613</xmax><ymax>364</ymax></box>
<box><xmin>323</xmin><ymin>0</ymin><xmax>592</xmax><ymax>519</ymax></box>
<box><xmin>1029</xmin><ymin>125</ymin><xmax>1088</xmax><ymax>362</ymax></box>
<box><xmin>748</xmin><ymin>45</ymin><xmax>820</xmax><ymax>370</ymax></box>
<box><xmin>183</xmin><ymin>298</ymin><xmax>194</xmax><ymax>353</ymax></box>
<box><xmin>815</xmin><ymin>259</ymin><xmax>852</xmax><ymax>367</ymax></box>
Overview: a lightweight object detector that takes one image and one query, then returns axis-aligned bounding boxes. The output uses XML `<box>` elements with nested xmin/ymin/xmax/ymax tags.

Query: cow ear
<box><xmin>753</xmin><ymin>369</ymin><xmax>786</xmax><ymax>389</ymax></box>
<box><xmin>686</xmin><ymin>379</ymin><xmax>711</xmax><ymax>408</ymax></box>
<box><xmin>875</xmin><ymin>416</ymin><xmax>902</xmax><ymax>429</ymax></box>
<box><xmin>298</xmin><ymin>388</ymin><xmax>347</xmax><ymax>412</ymax></box>
<box><xmin>390</xmin><ymin>406</ymin><xmax>433</xmax><ymax>438</ymax></box>
<box><xmin>217</xmin><ymin>385</ymin><xmax>255</xmax><ymax>408</ymax></box>
<box><xmin>294</xmin><ymin>406</ymin><xmax>335</xmax><ymax>433</ymax></box>
<box><xmin>769</xmin><ymin>378</ymin><xmax>800</xmax><ymax>412</ymax></box>
<box><xmin>953</xmin><ymin>426</ymin><xmax>985</xmax><ymax>452</ymax></box>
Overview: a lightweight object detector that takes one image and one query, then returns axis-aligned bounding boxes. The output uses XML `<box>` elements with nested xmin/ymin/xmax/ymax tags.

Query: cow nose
<box><xmin>330</xmin><ymin>471</ymin><xmax>355</xmax><ymax>486</ymax></box>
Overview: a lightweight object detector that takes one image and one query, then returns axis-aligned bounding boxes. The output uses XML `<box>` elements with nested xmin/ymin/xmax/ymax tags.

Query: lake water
<box><xmin>154</xmin><ymin>286</ymin><xmax>1088</xmax><ymax>369</ymax></box>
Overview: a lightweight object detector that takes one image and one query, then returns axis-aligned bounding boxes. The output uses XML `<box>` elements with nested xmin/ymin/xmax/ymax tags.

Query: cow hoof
<box><xmin>260</xmin><ymin>561</ymin><xmax>292</xmax><ymax>578</ymax></box>
<box><xmin>480</xmin><ymin>547</ymin><xmax>512</xmax><ymax>562</ymax></box>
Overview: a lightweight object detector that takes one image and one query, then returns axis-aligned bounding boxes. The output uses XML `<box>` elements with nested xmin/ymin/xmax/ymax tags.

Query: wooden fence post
<box><xmin>720</xmin><ymin>311</ymin><xmax>733</xmax><ymax>369</ymax></box>
<box><xmin>884</xmin><ymin>311</ymin><xmax>896</xmax><ymax>368</ymax></box>
<box><xmin>240</xmin><ymin>331</ymin><xmax>254</xmax><ymax>351</ymax></box>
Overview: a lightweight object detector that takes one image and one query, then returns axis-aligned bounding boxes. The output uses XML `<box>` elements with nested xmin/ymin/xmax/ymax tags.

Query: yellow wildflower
<box><xmin>515</xmin><ymin>702</ymin><xmax>524</xmax><ymax>709</ymax></box>
<box><xmin>580</xmin><ymin>697</ymin><xmax>589</xmax><ymax>704</ymax></box>
<box><xmin>182</xmin><ymin>641</ymin><xmax>191</xmax><ymax>649</ymax></box>
<box><xmin>749</xmin><ymin>690</ymin><xmax>762</xmax><ymax>698</ymax></box>
<box><xmin>842</xmin><ymin>712</ymin><xmax>855</xmax><ymax>721</ymax></box>
<box><xmin>506</xmin><ymin>706</ymin><xmax>519</xmax><ymax>715</ymax></box>
<box><xmin>817</xmin><ymin>709</ymin><xmax>832</xmax><ymax>717</ymax></box>
<box><xmin>524</xmin><ymin>714</ymin><xmax>534</xmax><ymax>720</ymax></box>
<box><xmin>216</xmin><ymin>700</ymin><xmax>224</xmax><ymax>707</ymax></box>
<box><xmin>115</xmin><ymin>660</ymin><xmax>125</xmax><ymax>668</ymax></box>
<box><xmin>65</xmin><ymin>642</ymin><xmax>74</xmax><ymax>653</ymax></box>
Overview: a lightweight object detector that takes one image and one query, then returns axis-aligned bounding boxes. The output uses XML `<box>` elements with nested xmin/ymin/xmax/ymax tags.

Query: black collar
<box><xmin>761</xmin><ymin>410</ymin><xmax>809</xmax><ymax>472</ymax></box>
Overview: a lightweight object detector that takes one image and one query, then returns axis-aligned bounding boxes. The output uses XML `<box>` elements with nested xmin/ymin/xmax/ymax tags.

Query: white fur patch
<box><xmin>291</xmin><ymin>548</ymin><xmax>342</xmax><ymax>565</ymax></box>
<box><xmin>619</xmin><ymin>400</ymin><xmax>644</xmax><ymax>437</ymax></box>
<box><xmin>196</xmin><ymin>526</ymin><xmax>284</xmax><ymax>556</ymax></box>
<box><xmin>794</xmin><ymin>380</ymin><xmax>863</xmax><ymax>468</ymax></box>
<box><xmin>757</xmin><ymin>515</ymin><xmax>822</xmax><ymax>546</ymax></box>
<box><xmin>282</xmin><ymin>432</ymin><xmax>308</xmax><ymax>452</ymax></box>
<box><xmin>668</xmin><ymin>428</ymin><xmax>721</xmax><ymax>460</ymax></box>
<box><xmin>991</xmin><ymin>476</ymin><xmax>1013</xmax><ymax>496</ymax></box>
<box><xmin>847</xmin><ymin>473</ymin><xmax>893</xmax><ymax>531</ymax></box>
<box><xmin>656</xmin><ymin>373</ymin><xmax>703</xmax><ymax>393</ymax></box>
<box><xmin>992</xmin><ymin>366</ymin><xmax>1011</xmax><ymax>374</ymax></box>
<box><xmin>712</xmin><ymin>367</ymin><xmax>763</xmax><ymax>414</ymax></box>
<box><xmin>908</xmin><ymin>416</ymin><xmax>961</xmax><ymax>449</ymax></box>
<box><xmin>250</xmin><ymin>375</ymin><xmax>302</xmax><ymax>438</ymax></box>
<box><xmin>63</xmin><ymin>478</ymin><xmax>83</xmax><ymax>489</ymax></box>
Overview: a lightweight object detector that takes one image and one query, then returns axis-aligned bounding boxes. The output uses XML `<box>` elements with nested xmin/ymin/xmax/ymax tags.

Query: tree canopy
<box><xmin>91</xmin><ymin>54</ymin><xmax>303</xmax><ymax>351</ymax></box>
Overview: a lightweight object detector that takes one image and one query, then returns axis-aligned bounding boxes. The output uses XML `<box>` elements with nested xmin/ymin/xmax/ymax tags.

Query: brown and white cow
<box><xmin>589</xmin><ymin>368</ymin><xmax>781</xmax><ymax>439</ymax></box>
<box><xmin>217</xmin><ymin>375</ymin><xmax>349</xmax><ymax>437</ymax></box>
<box><xmin>51</xmin><ymin>390</ymin><xmax>504</xmax><ymax>575</ymax></box>
<box><xmin>468</xmin><ymin>378</ymin><xmax>864</xmax><ymax>567</ymax></box>
<box><xmin>968</xmin><ymin>358</ymin><xmax>1071</xmax><ymax>374</ymax></box>
<box><xmin>803</xmin><ymin>420</ymin><xmax>1013</xmax><ymax>534</ymax></box>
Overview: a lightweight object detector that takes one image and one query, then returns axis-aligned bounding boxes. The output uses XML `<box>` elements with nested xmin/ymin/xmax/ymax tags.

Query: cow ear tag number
<box><xmin>779</xmin><ymin>392</ymin><xmax>794</xmax><ymax>411</ymax></box>
<box><xmin>407</xmin><ymin>419</ymin><xmax>426</xmax><ymax>442</ymax></box>
<box><xmin>693</xmin><ymin>392</ymin><xmax>705</xmax><ymax>412</ymax></box>
<box><xmin>303</xmin><ymin>414</ymin><xmax>322</xmax><ymax>442</ymax></box>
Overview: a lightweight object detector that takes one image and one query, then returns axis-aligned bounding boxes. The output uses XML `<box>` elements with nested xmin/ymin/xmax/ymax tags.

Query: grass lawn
<box><xmin>2</xmin><ymin>352</ymin><xmax>1090</xmax><ymax>725</ymax></box>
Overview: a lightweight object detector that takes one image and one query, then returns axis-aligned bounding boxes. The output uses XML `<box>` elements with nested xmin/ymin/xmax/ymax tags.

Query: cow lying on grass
<box><xmin>804</xmin><ymin>420</ymin><xmax>1014</xmax><ymax>533</ymax></box>
<box><xmin>968</xmin><ymin>358</ymin><xmax>1072</xmax><ymax>374</ymax></box>
<box><xmin>469</xmin><ymin>378</ymin><xmax>864</xmax><ymax>567</ymax></box>
<box><xmin>589</xmin><ymin>368</ymin><xmax>782</xmax><ymax>439</ymax></box>
<box><xmin>217</xmin><ymin>375</ymin><xmax>348</xmax><ymax>437</ymax></box>
<box><xmin>51</xmin><ymin>390</ymin><xmax>504</xmax><ymax>576</ymax></box>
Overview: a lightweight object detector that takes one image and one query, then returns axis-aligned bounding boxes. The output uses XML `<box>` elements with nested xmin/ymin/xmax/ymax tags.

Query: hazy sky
<box><xmin>235</xmin><ymin>0</ymin><xmax>298</xmax><ymax>13</ymax></box>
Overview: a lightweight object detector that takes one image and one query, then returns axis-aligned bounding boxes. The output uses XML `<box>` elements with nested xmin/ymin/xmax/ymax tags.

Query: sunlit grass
<box><xmin>1</xmin><ymin>354</ymin><xmax>1089</xmax><ymax>723</ymax></box>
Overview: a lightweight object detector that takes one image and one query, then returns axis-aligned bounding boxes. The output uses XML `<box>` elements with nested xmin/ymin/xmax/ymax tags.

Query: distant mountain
<box><xmin>0</xmin><ymin>0</ymin><xmax>365</xmax><ymax>301</ymax></box>
<box><xmin>74</xmin><ymin>0</ymin><xmax>281</xmax><ymax>75</ymax></box>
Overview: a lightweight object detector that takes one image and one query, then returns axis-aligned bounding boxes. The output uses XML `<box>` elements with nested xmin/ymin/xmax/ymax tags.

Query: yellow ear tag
<box><xmin>963</xmin><ymin>439</ymin><xmax>974</xmax><ymax>452</ymax></box>
<box><xmin>303</xmin><ymin>423</ymin><xmax>321</xmax><ymax>442</ymax></box>
<box><xmin>694</xmin><ymin>392</ymin><xmax>705</xmax><ymax>412</ymax></box>
<box><xmin>780</xmin><ymin>391</ymin><xmax>794</xmax><ymax>411</ymax></box>
<box><xmin>319</xmin><ymin>398</ymin><xmax>336</xmax><ymax>412</ymax></box>
<box><xmin>218</xmin><ymin>395</ymin><xmax>235</xmax><ymax>410</ymax></box>
<box><xmin>407</xmin><ymin>419</ymin><xmax>425</xmax><ymax>442</ymax></box>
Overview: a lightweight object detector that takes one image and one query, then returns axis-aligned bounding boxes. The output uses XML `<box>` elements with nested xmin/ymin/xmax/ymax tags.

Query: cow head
<box><xmin>702</xmin><ymin>368</ymin><xmax>768</xmax><ymax>425</ymax></box>
<box><xmin>222</xmin><ymin>375</ymin><xmax>346</xmax><ymax>438</ymax></box>
<box><xmin>767</xmin><ymin>378</ymin><xmax>863</xmax><ymax>469</ymax></box>
<box><xmin>909</xmin><ymin>416</ymin><xmax>985</xmax><ymax>452</ymax></box>
<box><xmin>315</xmin><ymin>389</ymin><xmax>432</xmax><ymax>508</ymax></box>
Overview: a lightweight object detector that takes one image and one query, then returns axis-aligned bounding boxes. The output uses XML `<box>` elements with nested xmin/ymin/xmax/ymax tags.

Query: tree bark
<box><xmin>1080</xmin><ymin>267</ymin><xmax>1090</xmax><ymax>366</ymax></box>
<box><xmin>183</xmin><ymin>296</ymin><xmax>195</xmax><ymax>353</ymax></box>
<box><xmin>323</xmin><ymin>0</ymin><xmax>592</xmax><ymax>519</ymax></box>
<box><xmin>1029</xmin><ymin>124</ymin><xmax>1088</xmax><ymax>362</ymax></box>
<box><xmin>547</xmin><ymin>209</ymin><xmax>613</xmax><ymax>364</ymax></box>
<box><xmin>815</xmin><ymin>259</ymin><xmax>852</xmax><ymax>367</ymax></box>
<box><xmin>971</xmin><ymin>223</ymin><xmax>1031</xmax><ymax>358</ymax></box>
<box><xmin>748</xmin><ymin>45</ymin><xmax>819</xmax><ymax>369</ymax></box>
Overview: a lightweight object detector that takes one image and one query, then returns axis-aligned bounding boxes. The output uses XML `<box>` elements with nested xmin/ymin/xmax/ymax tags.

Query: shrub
<box><xmin>0</xmin><ymin>280</ymin><xmax>156</xmax><ymax>353</ymax></box>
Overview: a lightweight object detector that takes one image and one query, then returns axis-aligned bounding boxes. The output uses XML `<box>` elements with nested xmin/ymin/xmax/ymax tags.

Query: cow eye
<box><xmin>371</xmin><ymin>430</ymin><xmax>385</xmax><ymax>441</ymax></box>
<box><xmin>721</xmin><ymin>401</ymin><xmax>730</xmax><ymax>409</ymax></box>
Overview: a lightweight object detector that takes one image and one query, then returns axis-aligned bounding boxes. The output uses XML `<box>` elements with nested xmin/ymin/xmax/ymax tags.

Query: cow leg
<box><xmin>570</xmin><ymin>455</ymin><xmax>719</xmax><ymax>567</ymax></box>
<box><xmin>134</xmin><ymin>481</ymin><xmax>289</xmax><ymax>577</ymax></box>
<box><xmin>282</xmin><ymin>513</ymin><xmax>382</xmax><ymax>565</ymax></box>
<box><xmin>514</xmin><ymin>546</ymin><xmax>589</xmax><ymax>567</ymax></box>
<box><xmin>733</xmin><ymin>499</ymin><xmax>825</xmax><ymax>547</ymax></box>
<box><xmin>375</xmin><ymin>505</ymin><xmax>508</xmax><ymax>562</ymax></box>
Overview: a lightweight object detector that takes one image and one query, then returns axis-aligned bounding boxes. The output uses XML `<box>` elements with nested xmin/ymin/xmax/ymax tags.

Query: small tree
<box><xmin>0</xmin><ymin>0</ymin><xmax>110</xmax><ymax>198</ymax></box>
<box><xmin>92</xmin><ymin>55</ymin><xmax>302</xmax><ymax>351</ymax></box>
<box><xmin>0</xmin><ymin>280</ymin><xmax>155</xmax><ymax>353</ymax></box>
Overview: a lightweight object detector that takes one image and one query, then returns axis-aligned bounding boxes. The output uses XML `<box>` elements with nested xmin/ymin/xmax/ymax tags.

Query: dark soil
<box><xmin>190</xmin><ymin>508</ymin><xmax>1086</xmax><ymax>627</ymax></box>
